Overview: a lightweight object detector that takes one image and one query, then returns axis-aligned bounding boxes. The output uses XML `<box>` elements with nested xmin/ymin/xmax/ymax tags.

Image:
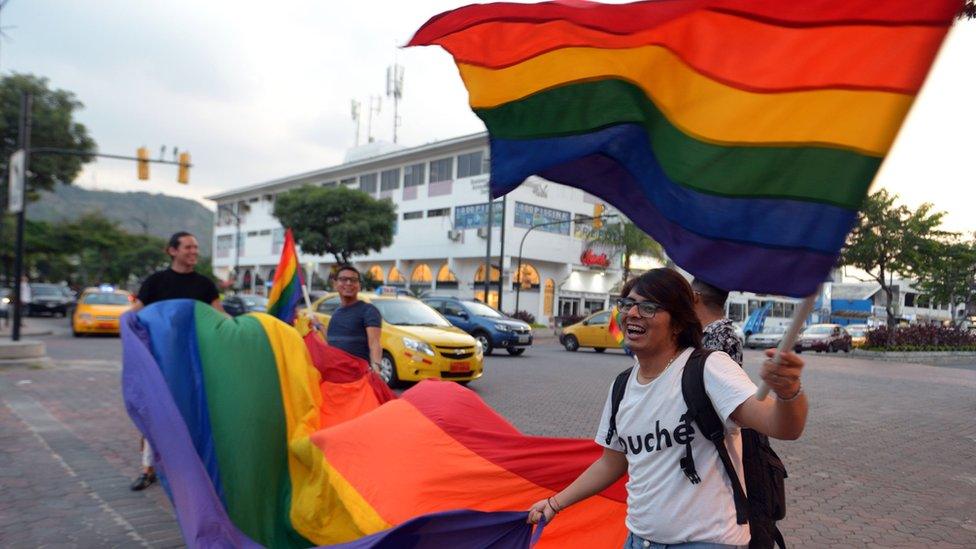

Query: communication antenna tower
<box><xmin>350</xmin><ymin>99</ymin><xmax>362</xmax><ymax>146</ymax></box>
<box><xmin>386</xmin><ymin>63</ymin><xmax>405</xmax><ymax>143</ymax></box>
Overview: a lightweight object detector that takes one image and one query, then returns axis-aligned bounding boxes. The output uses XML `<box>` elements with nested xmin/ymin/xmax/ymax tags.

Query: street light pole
<box><xmin>497</xmin><ymin>194</ymin><xmax>506</xmax><ymax>312</ymax></box>
<box><xmin>11</xmin><ymin>92</ymin><xmax>31</xmax><ymax>342</ymax></box>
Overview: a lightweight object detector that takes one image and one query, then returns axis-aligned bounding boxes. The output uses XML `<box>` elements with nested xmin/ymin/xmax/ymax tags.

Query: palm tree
<box><xmin>587</xmin><ymin>219</ymin><xmax>667</xmax><ymax>282</ymax></box>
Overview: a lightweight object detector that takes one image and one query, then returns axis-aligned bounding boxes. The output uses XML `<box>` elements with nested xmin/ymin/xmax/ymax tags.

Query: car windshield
<box><xmin>371</xmin><ymin>299</ymin><xmax>452</xmax><ymax>327</ymax></box>
<box><xmin>32</xmin><ymin>285</ymin><xmax>61</xmax><ymax>296</ymax></box>
<box><xmin>83</xmin><ymin>292</ymin><xmax>131</xmax><ymax>305</ymax></box>
<box><xmin>762</xmin><ymin>326</ymin><xmax>786</xmax><ymax>334</ymax></box>
<box><xmin>847</xmin><ymin>326</ymin><xmax>867</xmax><ymax>336</ymax></box>
<box><xmin>243</xmin><ymin>296</ymin><xmax>267</xmax><ymax>308</ymax></box>
<box><xmin>803</xmin><ymin>325</ymin><xmax>834</xmax><ymax>335</ymax></box>
<box><xmin>461</xmin><ymin>301</ymin><xmax>503</xmax><ymax>318</ymax></box>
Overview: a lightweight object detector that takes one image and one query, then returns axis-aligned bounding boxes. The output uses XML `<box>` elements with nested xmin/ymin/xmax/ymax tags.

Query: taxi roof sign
<box><xmin>376</xmin><ymin>286</ymin><xmax>401</xmax><ymax>297</ymax></box>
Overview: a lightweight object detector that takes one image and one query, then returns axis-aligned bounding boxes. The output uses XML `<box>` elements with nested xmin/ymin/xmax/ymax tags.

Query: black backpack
<box><xmin>605</xmin><ymin>349</ymin><xmax>787</xmax><ymax>549</ymax></box>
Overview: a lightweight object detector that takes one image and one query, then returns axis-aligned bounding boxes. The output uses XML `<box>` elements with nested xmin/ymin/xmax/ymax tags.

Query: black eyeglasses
<box><xmin>335</xmin><ymin>276</ymin><xmax>360</xmax><ymax>284</ymax></box>
<box><xmin>615</xmin><ymin>298</ymin><xmax>663</xmax><ymax>319</ymax></box>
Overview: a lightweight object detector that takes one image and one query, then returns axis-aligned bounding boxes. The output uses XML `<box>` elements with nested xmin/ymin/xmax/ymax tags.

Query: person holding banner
<box><xmin>326</xmin><ymin>265</ymin><xmax>383</xmax><ymax>374</ymax></box>
<box><xmin>527</xmin><ymin>269</ymin><xmax>806</xmax><ymax>548</ymax></box>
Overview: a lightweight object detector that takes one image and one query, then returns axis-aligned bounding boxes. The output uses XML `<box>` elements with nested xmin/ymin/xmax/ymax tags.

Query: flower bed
<box><xmin>864</xmin><ymin>325</ymin><xmax>976</xmax><ymax>351</ymax></box>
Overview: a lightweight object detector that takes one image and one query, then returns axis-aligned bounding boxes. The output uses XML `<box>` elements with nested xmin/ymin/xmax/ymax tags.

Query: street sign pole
<box><xmin>11</xmin><ymin>92</ymin><xmax>32</xmax><ymax>341</ymax></box>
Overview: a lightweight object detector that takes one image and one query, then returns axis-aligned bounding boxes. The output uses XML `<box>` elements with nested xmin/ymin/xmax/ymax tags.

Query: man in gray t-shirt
<box><xmin>325</xmin><ymin>265</ymin><xmax>383</xmax><ymax>373</ymax></box>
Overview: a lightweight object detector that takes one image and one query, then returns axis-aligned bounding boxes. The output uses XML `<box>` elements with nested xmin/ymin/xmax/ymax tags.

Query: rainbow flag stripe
<box><xmin>266</xmin><ymin>228</ymin><xmax>303</xmax><ymax>324</ymax></box>
<box><xmin>122</xmin><ymin>301</ymin><xmax>627</xmax><ymax>547</ymax></box>
<box><xmin>608</xmin><ymin>306</ymin><xmax>624</xmax><ymax>346</ymax></box>
<box><xmin>408</xmin><ymin>0</ymin><xmax>961</xmax><ymax>297</ymax></box>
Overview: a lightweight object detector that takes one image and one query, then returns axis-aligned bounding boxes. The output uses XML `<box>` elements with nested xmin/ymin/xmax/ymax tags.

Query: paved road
<box><xmin>1</xmin><ymin>317</ymin><xmax>974</xmax><ymax>547</ymax></box>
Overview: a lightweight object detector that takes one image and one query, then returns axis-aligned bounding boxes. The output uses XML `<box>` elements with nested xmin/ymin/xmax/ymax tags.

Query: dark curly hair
<box><xmin>620</xmin><ymin>268</ymin><xmax>702</xmax><ymax>349</ymax></box>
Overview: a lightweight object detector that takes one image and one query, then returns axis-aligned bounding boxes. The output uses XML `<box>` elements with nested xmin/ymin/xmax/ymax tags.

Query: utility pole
<box><xmin>483</xmin><ymin>199</ymin><xmax>493</xmax><ymax>304</ymax></box>
<box><xmin>11</xmin><ymin>92</ymin><xmax>31</xmax><ymax>341</ymax></box>
<box><xmin>386</xmin><ymin>63</ymin><xmax>404</xmax><ymax>143</ymax></box>
<box><xmin>497</xmin><ymin>194</ymin><xmax>506</xmax><ymax>312</ymax></box>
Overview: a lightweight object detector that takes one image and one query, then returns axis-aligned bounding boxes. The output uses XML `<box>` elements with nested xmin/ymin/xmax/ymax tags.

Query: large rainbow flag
<box><xmin>408</xmin><ymin>0</ymin><xmax>962</xmax><ymax>297</ymax></box>
<box><xmin>122</xmin><ymin>300</ymin><xmax>627</xmax><ymax>547</ymax></box>
<box><xmin>267</xmin><ymin>228</ymin><xmax>304</xmax><ymax>324</ymax></box>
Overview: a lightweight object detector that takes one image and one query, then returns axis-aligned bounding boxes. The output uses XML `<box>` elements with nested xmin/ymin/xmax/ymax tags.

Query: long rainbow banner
<box><xmin>122</xmin><ymin>300</ymin><xmax>627</xmax><ymax>547</ymax></box>
<box><xmin>408</xmin><ymin>0</ymin><xmax>962</xmax><ymax>297</ymax></box>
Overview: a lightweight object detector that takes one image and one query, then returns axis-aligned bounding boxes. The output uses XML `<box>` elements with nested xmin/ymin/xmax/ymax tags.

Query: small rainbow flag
<box><xmin>409</xmin><ymin>0</ymin><xmax>961</xmax><ymax>297</ymax></box>
<box><xmin>266</xmin><ymin>228</ymin><xmax>304</xmax><ymax>324</ymax></box>
<box><xmin>608</xmin><ymin>306</ymin><xmax>624</xmax><ymax>346</ymax></box>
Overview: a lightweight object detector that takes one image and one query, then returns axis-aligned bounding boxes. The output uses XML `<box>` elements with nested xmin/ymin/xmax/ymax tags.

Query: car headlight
<box><xmin>475</xmin><ymin>340</ymin><xmax>483</xmax><ymax>354</ymax></box>
<box><xmin>402</xmin><ymin>337</ymin><xmax>435</xmax><ymax>356</ymax></box>
<box><xmin>0</xmin><ymin>297</ymin><xmax>8</xmax><ymax>304</ymax></box>
<box><xmin>78</xmin><ymin>313</ymin><xmax>93</xmax><ymax>321</ymax></box>
<box><xmin>494</xmin><ymin>323</ymin><xmax>511</xmax><ymax>332</ymax></box>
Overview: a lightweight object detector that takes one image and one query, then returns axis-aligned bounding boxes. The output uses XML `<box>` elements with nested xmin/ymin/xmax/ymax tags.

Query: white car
<box><xmin>746</xmin><ymin>326</ymin><xmax>786</xmax><ymax>349</ymax></box>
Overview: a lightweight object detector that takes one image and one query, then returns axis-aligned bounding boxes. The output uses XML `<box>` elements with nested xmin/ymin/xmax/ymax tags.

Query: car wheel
<box><xmin>594</xmin><ymin>347</ymin><xmax>606</xmax><ymax>353</ymax></box>
<box><xmin>844</xmin><ymin>343</ymin><xmax>851</xmax><ymax>353</ymax></box>
<box><xmin>506</xmin><ymin>347</ymin><xmax>526</xmax><ymax>356</ymax></box>
<box><xmin>379</xmin><ymin>351</ymin><xmax>401</xmax><ymax>388</ymax></box>
<box><xmin>72</xmin><ymin>328</ymin><xmax>83</xmax><ymax>338</ymax></box>
<box><xmin>473</xmin><ymin>332</ymin><xmax>493</xmax><ymax>356</ymax></box>
<box><xmin>458</xmin><ymin>380</ymin><xmax>471</xmax><ymax>386</ymax></box>
<box><xmin>827</xmin><ymin>343</ymin><xmax>836</xmax><ymax>353</ymax></box>
<box><xmin>563</xmin><ymin>335</ymin><xmax>579</xmax><ymax>352</ymax></box>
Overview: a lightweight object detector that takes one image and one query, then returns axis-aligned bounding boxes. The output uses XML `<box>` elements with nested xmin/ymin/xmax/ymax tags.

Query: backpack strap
<box><xmin>681</xmin><ymin>348</ymin><xmax>750</xmax><ymax>525</ymax></box>
<box><xmin>605</xmin><ymin>367</ymin><xmax>633</xmax><ymax>446</ymax></box>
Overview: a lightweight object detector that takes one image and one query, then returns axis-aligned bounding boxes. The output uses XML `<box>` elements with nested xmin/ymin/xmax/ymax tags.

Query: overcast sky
<box><xmin>5</xmin><ymin>1</ymin><xmax>974</xmax><ymax>234</ymax></box>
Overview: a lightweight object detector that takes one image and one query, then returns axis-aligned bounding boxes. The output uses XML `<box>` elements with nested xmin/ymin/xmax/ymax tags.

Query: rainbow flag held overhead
<box><xmin>122</xmin><ymin>301</ymin><xmax>627</xmax><ymax>547</ymax></box>
<box><xmin>408</xmin><ymin>0</ymin><xmax>962</xmax><ymax>297</ymax></box>
<box><xmin>266</xmin><ymin>228</ymin><xmax>304</xmax><ymax>324</ymax></box>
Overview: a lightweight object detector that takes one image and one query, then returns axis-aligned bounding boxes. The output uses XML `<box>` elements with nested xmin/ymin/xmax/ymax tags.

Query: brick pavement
<box><xmin>1</xmin><ymin>340</ymin><xmax>974</xmax><ymax>548</ymax></box>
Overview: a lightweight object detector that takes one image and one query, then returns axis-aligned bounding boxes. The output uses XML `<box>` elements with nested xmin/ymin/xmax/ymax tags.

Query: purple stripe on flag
<box><xmin>328</xmin><ymin>510</ymin><xmax>538</xmax><ymax>548</ymax></box>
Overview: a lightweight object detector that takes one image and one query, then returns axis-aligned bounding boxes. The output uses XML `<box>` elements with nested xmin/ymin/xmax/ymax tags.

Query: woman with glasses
<box><xmin>527</xmin><ymin>268</ymin><xmax>807</xmax><ymax>548</ymax></box>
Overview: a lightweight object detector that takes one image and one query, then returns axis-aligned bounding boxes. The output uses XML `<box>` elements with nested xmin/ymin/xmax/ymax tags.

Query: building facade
<box><xmin>207</xmin><ymin>132</ymin><xmax>622</xmax><ymax>325</ymax></box>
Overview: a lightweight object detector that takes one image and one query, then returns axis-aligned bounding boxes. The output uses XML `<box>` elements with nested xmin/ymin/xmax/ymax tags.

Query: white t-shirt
<box><xmin>595</xmin><ymin>348</ymin><xmax>757</xmax><ymax>545</ymax></box>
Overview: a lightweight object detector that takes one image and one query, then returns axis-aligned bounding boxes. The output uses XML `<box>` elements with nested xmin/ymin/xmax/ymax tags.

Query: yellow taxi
<box><xmin>296</xmin><ymin>290</ymin><xmax>484</xmax><ymax>386</ymax></box>
<box><xmin>72</xmin><ymin>286</ymin><xmax>134</xmax><ymax>337</ymax></box>
<box><xmin>559</xmin><ymin>310</ymin><xmax>624</xmax><ymax>353</ymax></box>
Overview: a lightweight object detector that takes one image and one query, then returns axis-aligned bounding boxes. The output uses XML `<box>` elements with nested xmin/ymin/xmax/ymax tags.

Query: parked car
<box><xmin>296</xmin><ymin>292</ymin><xmax>484</xmax><ymax>387</ymax></box>
<box><xmin>746</xmin><ymin>325</ymin><xmax>786</xmax><ymax>349</ymax></box>
<box><xmin>794</xmin><ymin>323</ymin><xmax>852</xmax><ymax>353</ymax></box>
<box><xmin>846</xmin><ymin>324</ymin><xmax>870</xmax><ymax>348</ymax></box>
<box><xmin>559</xmin><ymin>310</ymin><xmax>624</xmax><ymax>353</ymax></box>
<box><xmin>28</xmin><ymin>283</ymin><xmax>74</xmax><ymax>317</ymax></box>
<box><xmin>222</xmin><ymin>294</ymin><xmax>269</xmax><ymax>317</ymax></box>
<box><xmin>72</xmin><ymin>286</ymin><xmax>134</xmax><ymax>337</ymax></box>
<box><xmin>422</xmin><ymin>296</ymin><xmax>533</xmax><ymax>356</ymax></box>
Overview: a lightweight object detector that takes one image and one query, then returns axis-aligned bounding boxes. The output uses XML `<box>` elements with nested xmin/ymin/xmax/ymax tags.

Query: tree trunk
<box><xmin>623</xmin><ymin>253</ymin><xmax>631</xmax><ymax>283</ymax></box>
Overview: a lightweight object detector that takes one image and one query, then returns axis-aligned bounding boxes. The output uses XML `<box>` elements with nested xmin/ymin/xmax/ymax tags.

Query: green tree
<box><xmin>272</xmin><ymin>185</ymin><xmax>396</xmax><ymax>264</ymax></box>
<box><xmin>587</xmin><ymin>218</ymin><xmax>666</xmax><ymax>282</ymax></box>
<box><xmin>840</xmin><ymin>189</ymin><xmax>950</xmax><ymax>328</ymax></box>
<box><xmin>913</xmin><ymin>236</ymin><xmax>976</xmax><ymax>326</ymax></box>
<box><xmin>0</xmin><ymin>73</ymin><xmax>97</xmax><ymax>199</ymax></box>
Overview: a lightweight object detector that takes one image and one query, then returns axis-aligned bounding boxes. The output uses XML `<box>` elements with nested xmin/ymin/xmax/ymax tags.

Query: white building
<box><xmin>207</xmin><ymin>132</ymin><xmax>623</xmax><ymax>324</ymax></box>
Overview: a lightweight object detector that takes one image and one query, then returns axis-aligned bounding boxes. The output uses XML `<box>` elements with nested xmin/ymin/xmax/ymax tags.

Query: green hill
<box><xmin>27</xmin><ymin>184</ymin><xmax>214</xmax><ymax>256</ymax></box>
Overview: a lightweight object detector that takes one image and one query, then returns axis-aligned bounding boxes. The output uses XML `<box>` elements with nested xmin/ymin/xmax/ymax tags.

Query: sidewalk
<box><xmin>0</xmin><ymin>319</ymin><xmax>54</xmax><ymax>338</ymax></box>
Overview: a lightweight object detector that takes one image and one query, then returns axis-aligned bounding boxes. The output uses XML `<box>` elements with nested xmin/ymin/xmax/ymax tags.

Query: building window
<box><xmin>404</xmin><ymin>163</ymin><xmax>425</xmax><ymax>187</ymax></box>
<box><xmin>247</xmin><ymin>230</ymin><xmax>258</xmax><ymax>237</ymax></box>
<box><xmin>259</xmin><ymin>229</ymin><xmax>271</xmax><ymax>236</ymax></box>
<box><xmin>322</xmin><ymin>181</ymin><xmax>337</xmax><ymax>188</ymax></box>
<box><xmin>584</xmin><ymin>299</ymin><xmax>606</xmax><ymax>315</ymax></box>
<box><xmin>474</xmin><ymin>264</ymin><xmax>501</xmax><ymax>283</ymax></box>
<box><xmin>388</xmin><ymin>267</ymin><xmax>405</xmax><ymax>285</ymax></box>
<box><xmin>513</xmin><ymin>263</ymin><xmax>540</xmax><ymax>291</ymax></box>
<box><xmin>429</xmin><ymin>157</ymin><xmax>453</xmax><ymax>183</ymax></box>
<box><xmin>248</xmin><ymin>197</ymin><xmax>259</xmax><ymax>203</ymax></box>
<box><xmin>514</xmin><ymin>202</ymin><xmax>571</xmax><ymax>235</ymax></box>
<box><xmin>216</xmin><ymin>234</ymin><xmax>234</xmax><ymax>259</ymax></box>
<box><xmin>380</xmin><ymin>168</ymin><xmax>400</xmax><ymax>191</ymax></box>
<box><xmin>340</xmin><ymin>177</ymin><xmax>356</xmax><ymax>187</ymax></box>
<box><xmin>411</xmin><ymin>264</ymin><xmax>433</xmax><ymax>287</ymax></box>
<box><xmin>457</xmin><ymin>150</ymin><xmax>485</xmax><ymax>178</ymax></box>
<box><xmin>359</xmin><ymin>173</ymin><xmax>378</xmax><ymax>195</ymax></box>
<box><xmin>271</xmin><ymin>228</ymin><xmax>285</xmax><ymax>254</ymax></box>
<box><xmin>904</xmin><ymin>292</ymin><xmax>916</xmax><ymax>307</ymax></box>
<box><xmin>728</xmin><ymin>302</ymin><xmax>746</xmax><ymax>322</ymax></box>
<box><xmin>403</xmin><ymin>211</ymin><xmax>423</xmax><ymax>220</ymax></box>
<box><xmin>367</xmin><ymin>265</ymin><xmax>385</xmax><ymax>284</ymax></box>
<box><xmin>427</xmin><ymin>207</ymin><xmax>450</xmax><ymax>218</ymax></box>
<box><xmin>437</xmin><ymin>264</ymin><xmax>458</xmax><ymax>289</ymax></box>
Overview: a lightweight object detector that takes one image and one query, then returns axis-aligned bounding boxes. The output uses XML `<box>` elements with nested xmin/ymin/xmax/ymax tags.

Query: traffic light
<box><xmin>177</xmin><ymin>152</ymin><xmax>191</xmax><ymax>184</ymax></box>
<box><xmin>137</xmin><ymin>147</ymin><xmax>150</xmax><ymax>180</ymax></box>
<box><xmin>593</xmin><ymin>203</ymin><xmax>605</xmax><ymax>229</ymax></box>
